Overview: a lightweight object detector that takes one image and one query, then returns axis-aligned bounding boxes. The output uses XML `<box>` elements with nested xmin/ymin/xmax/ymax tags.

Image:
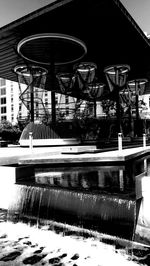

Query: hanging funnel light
<box><xmin>104</xmin><ymin>64</ymin><xmax>130</xmax><ymax>92</ymax></box>
<box><xmin>74</xmin><ymin>62</ymin><xmax>97</xmax><ymax>90</ymax></box>
<box><xmin>87</xmin><ymin>82</ymin><xmax>105</xmax><ymax>100</ymax></box>
<box><xmin>56</xmin><ymin>73</ymin><xmax>76</xmax><ymax>94</ymax></box>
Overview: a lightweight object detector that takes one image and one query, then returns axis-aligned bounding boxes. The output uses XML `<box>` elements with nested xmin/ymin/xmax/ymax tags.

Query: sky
<box><xmin>120</xmin><ymin>0</ymin><xmax>150</xmax><ymax>34</ymax></box>
<box><xmin>0</xmin><ymin>0</ymin><xmax>150</xmax><ymax>34</ymax></box>
<box><xmin>0</xmin><ymin>0</ymin><xmax>53</xmax><ymax>27</ymax></box>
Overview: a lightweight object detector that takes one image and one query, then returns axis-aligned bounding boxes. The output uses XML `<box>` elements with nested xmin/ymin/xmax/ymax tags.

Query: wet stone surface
<box><xmin>0</xmin><ymin>251</ymin><xmax>22</xmax><ymax>261</ymax></box>
<box><xmin>23</xmin><ymin>254</ymin><xmax>47</xmax><ymax>265</ymax></box>
<box><xmin>0</xmin><ymin>210</ymin><xmax>149</xmax><ymax>266</ymax></box>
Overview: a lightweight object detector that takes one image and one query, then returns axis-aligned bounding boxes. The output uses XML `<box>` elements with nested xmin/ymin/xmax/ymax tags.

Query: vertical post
<box><xmin>116</xmin><ymin>90</ymin><xmax>121</xmax><ymax>133</ymax></box>
<box><xmin>135</xmin><ymin>93</ymin><xmax>139</xmax><ymax>120</ymax></box>
<box><xmin>118</xmin><ymin>133</ymin><xmax>122</xmax><ymax>151</ymax></box>
<box><xmin>135</xmin><ymin>81</ymin><xmax>139</xmax><ymax>121</ymax></box>
<box><xmin>51</xmin><ymin>91</ymin><xmax>56</xmax><ymax>124</ymax></box>
<box><xmin>29</xmin><ymin>69</ymin><xmax>34</xmax><ymax>122</ymax></box>
<box><xmin>144</xmin><ymin>158</ymin><xmax>147</xmax><ymax>174</ymax></box>
<box><xmin>30</xmin><ymin>85</ymin><xmax>34</xmax><ymax>122</ymax></box>
<box><xmin>115</xmin><ymin>69</ymin><xmax>121</xmax><ymax>133</ymax></box>
<box><xmin>29</xmin><ymin>132</ymin><xmax>33</xmax><ymax>151</ymax></box>
<box><xmin>94</xmin><ymin>100</ymin><xmax>96</xmax><ymax>117</ymax></box>
<box><xmin>135</xmin><ymin>81</ymin><xmax>139</xmax><ymax>137</ymax></box>
<box><xmin>129</xmin><ymin>107</ymin><xmax>134</xmax><ymax>138</ymax></box>
<box><xmin>50</xmin><ymin>55</ymin><xmax>56</xmax><ymax>124</ymax></box>
<box><xmin>143</xmin><ymin>133</ymin><xmax>146</xmax><ymax>148</ymax></box>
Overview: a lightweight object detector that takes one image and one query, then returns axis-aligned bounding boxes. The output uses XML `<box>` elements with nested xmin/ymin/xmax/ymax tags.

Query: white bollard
<box><xmin>143</xmin><ymin>133</ymin><xmax>146</xmax><ymax>148</ymax></box>
<box><xmin>29</xmin><ymin>132</ymin><xmax>33</xmax><ymax>151</ymax></box>
<box><xmin>144</xmin><ymin>158</ymin><xmax>147</xmax><ymax>173</ymax></box>
<box><xmin>118</xmin><ymin>133</ymin><xmax>122</xmax><ymax>151</ymax></box>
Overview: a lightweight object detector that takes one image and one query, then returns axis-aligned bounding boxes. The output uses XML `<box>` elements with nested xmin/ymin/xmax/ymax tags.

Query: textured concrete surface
<box><xmin>0</xmin><ymin>145</ymin><xmax>150</xmax><ymax>165</ymax></box>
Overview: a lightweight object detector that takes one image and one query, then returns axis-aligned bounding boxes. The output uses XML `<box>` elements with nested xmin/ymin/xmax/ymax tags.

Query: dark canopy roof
<box><xmin>0</xmin><ymin>0</ymin><xmax>150</xmax><ymax>94</ymax></box>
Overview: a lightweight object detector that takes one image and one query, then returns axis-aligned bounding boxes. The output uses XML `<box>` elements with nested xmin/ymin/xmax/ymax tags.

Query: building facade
<box><xmin>0</xmin><ymin>77</ymin><xmax>149</xmax><ymax>125</ymax></box>
<box><xmin>0</xmin><ymin>79</ymin><xmax>20</xmax><ymax>124</ymax></box>
<box><xmin>0</xmin><ymin>78</ymin><xmax>104</xmax><ymax>124</ymax></box>
<box><xmin>139</xmin><ymin>93</ymin><xmax>150</xmax><ymax>119</ymax></box>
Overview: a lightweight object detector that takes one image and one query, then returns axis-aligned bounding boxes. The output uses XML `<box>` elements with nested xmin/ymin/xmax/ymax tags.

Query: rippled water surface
<box><xmin>0</xmin><ymin>209</ymin><xmax>149</xmax><ymax>266</ymax></box>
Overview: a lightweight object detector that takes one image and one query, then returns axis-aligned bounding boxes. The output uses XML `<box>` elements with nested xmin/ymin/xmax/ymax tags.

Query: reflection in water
<box><xmin>35</xmin><ymin>165</ymin><xmax>135</xmax><ymax>195</ymax></box>
<box><xmin>6</xmin><ymin>155</ymin><xmax>150</xmax><ymax>244</ymax></box>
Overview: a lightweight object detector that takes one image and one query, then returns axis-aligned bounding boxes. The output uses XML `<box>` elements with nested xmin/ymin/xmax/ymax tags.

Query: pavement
<box><xmin>0</xmin><ymin>145</ymin><xmax>61</xmax><ymax>165</ymax></box>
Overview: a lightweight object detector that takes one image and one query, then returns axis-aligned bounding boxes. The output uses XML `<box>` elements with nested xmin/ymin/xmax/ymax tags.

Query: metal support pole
<box><xmin>129</xmin><ymin>106</ymin><xmax>134</xmax><ymax>138</ymax></box>
<box><xmin>116</xmin><ymin>90</ymin><xmax>121</xmax><ymax>133</ymax></box>
<box><xmin>135</xmin><ymin>94</ymin><xmax>139</xmax><ymax>121</ymax></box>
<box><xmin>115</xmin><ymin>69</ymin><xmax>121</xmax><ymax>133</ymax></box>
<box><xmin>135</xmin><ymin>81</ymin><xmax>139</xmax><ymax>122</ymax></box>
<box><xmin>94</xmin><ymin>100</ymin><xmax>96</xmax><ymax>117</ymax></box>
<box><xmin>51</xmin><ymin>91</ymin><xmax>56</xmax><ymax>124</ymax></box>
<box><xmin>135</xmin><ymin>81</ymin><xmax>139</xmax><ymax>137</ymax></box>
<box><xmin>28</xmin><ymin>68</ymin><xmax>35</xmax><ymax>122</ymax></box>
<box><xmin>30</xmin><ymin>83</ymin><xmax>34</xmax><ymax>122</ymax></box>
<box><xmin>50</xmin><ymin>59</ymin><xmax>56</xmax><ymax>124</ymax></box>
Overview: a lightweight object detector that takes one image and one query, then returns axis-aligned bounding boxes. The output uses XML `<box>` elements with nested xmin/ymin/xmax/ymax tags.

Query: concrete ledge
<box><xmin>135</xmin><ymin>174</ymin><xmax>150</xmax><ymax>199</ymax></box>
<box><xmin>19</xmin><ymin>147</ymin><xmax>150</xmax><ymax>165</ymax></box>
<box><xmin>0</xmin><ymin>165</ymin><xmax>34</xmax><ymax>184</ymax></box>
<box><xmin>0</xmin><ymin>165</ymin><xmax>34</xmax><ymax>209</ymax></box>
<box><xmin>19</xmin><ymin>138</ymin><xmax>80</xmax><ymax>147</ymax></box>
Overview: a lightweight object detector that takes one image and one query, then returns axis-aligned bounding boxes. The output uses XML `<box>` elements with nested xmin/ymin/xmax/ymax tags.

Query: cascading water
<box><xmin>7</xmin><ymin>165</ymin><xmax>137</xmax><ymax>240</ymax></box>
<box><xmin>1</xmin><ymin>159</ymin><xmax>150</xmax><ymax>265</ymax></box>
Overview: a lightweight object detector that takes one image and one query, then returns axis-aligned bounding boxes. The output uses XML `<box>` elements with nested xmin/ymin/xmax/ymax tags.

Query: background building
<box><xmin>0</xmin><ymin>79</ymin><xmax>20</xmax><ymax>124</ymax></box>
<box><xmin>0</xmin><ymin>78</ymin><xmax>104</xmax><ymax>124</ymax></box>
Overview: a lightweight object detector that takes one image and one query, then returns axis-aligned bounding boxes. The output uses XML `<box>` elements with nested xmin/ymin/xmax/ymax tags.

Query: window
<box><xmin>19</xmin><ymin>103</ymin><xmax>22</xmax><ymax>111</ymax></box>
<box><xmin>0</xmin><ymin>79</ymin><xmax>6</xmax><ymax>86</ymax></box>
<box><xmin>1</xmin><ymin>116</ymin><xmax>6</xmax><ymax>121</ymax></box>
<box><xmin>19</xmin><ymin>113</ymin><xmax>22</xmax><ymax>119</ymax></box>
<box><xmin>66</xmin><ymin>107</ymin><xmax>69</xmax><ymax>115</ymax></box>
<box><xmin>11</xmin><ymin>114</ymin><xmax>14</xmax><ymax>121</ymax></box>
<box><xmin>1</xmin><ymin>106</ymin><xmax>6</xmax><ymax>113</ymax></box>
<box><xmin>65</xmin><ymin>96</ymin><xmax>69</xmax><ymax>104</ymax></box>
<box><xmin>11</xmin><ymin>105</ymin><xmax>14</xmax><ymax>112</ymax></box>
<box><xmin>55</xmin><ymin>96</ymin><xmax>58</xmax><ymax>105</ymax></box>
<box><xmin>149</xmin><ymin>97</ymin><xmax>150</xmax><ymax>108</ymax></box>
<box><xmin>1</xmin><ymin>88</ymin><xmax>6</xmax><ymax>95</ymax></box>
<box><xmin>36</xmin><ymin>111</ymin><xmax>39</xmax><ymax>118</ymax></box>
<box><xmin>36</xmin><ymin>102</ymin><xmax>39</xmax><ymax>108</ymax></box>
<box><xmin>45</xmin><ymin>91</ymin><xmax>48</xmax><ymax>97</ymax></box>
<box><xmin>11</xmin><ymin>97</ymin><xmax>13</xmax><ymax>103</ymax></box>
<box><xmin>45</xmin><ymin>100</ymin><xmax>48</xmax><ymax>106</ymax></box>
<box><xmin>0</xmin><ymin>97</ymin><xmax>6</xmax><ymax>105</ymax></box>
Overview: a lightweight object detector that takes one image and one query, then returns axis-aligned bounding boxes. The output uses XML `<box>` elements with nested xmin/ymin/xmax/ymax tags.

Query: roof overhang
<box><xmin>0</xmin><ymin>0</ymin><xmax>150</xmax><ymax>95</ymax></box>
